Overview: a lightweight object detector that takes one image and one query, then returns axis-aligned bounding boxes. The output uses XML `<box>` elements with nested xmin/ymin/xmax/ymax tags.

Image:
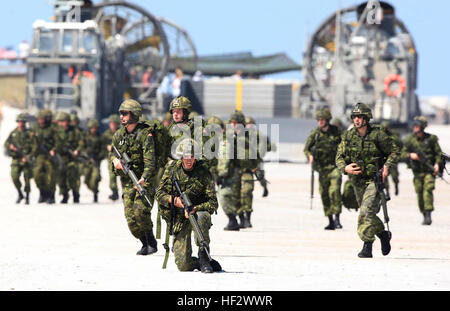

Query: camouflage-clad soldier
<box><xmin>31</xmin><ymin>109</ymin><xmax>58</xmax><ymax>204</ymax></box>
<box><xmin>401</xmin><ymin>116</ymin><xmax>443</xmax><ymax>225</ymax></box>
<box><xmin>110</xmin><ymin>99</ymin><xmax>158</xmax><ymax>256</ymax></box>
<box><xmin>83</xmin><ymin>119</ymin><xmax>107</xmax><ymax>203</ymax></box>
<box><xmin>336</xmin><ymin>103</ymin><xmax>400</xmax><ymax>258</ymax></box>
<box><xmin>217</xmin><ymin>110</ymin><xmax>259</xmax><ymax>231</ymax></box>
<box><xmin>205</xmin><ymin>115</ymin><xmax>225</xmax><ymax>183</ymax></box>
<box><xmin>162</xmin><ymin>111</ymin><xmax>172</xmax><ymax>128</ymax></box>
<box><xmin>304</xmin><ymin>108</ymin><xmax>344</xmax><ymax>230</ymax></box>
<box><xmin>155</xmin><ymin>138</ymin><xmax>221</xmax><ymax>273</ymax></box>
<box><xmin>381</xmin><ymin>121</ymin><xmax>402</xmax><ymax>196</ymax></box>
<box><xmin>102</xmin><ymin>114</ymin><xmax>121</xmax><ymax>201</ymax></box>
<box><xmin>245</xmin><ymin>116</ymin><xmax>275</xmax><ymax>198</ymax></box>
<box><xmin>52</xmin><ymin>112</ymin><xmax>84</xmax><ymax>204</ymax></box>
<box><xmin>4</xmin><ymin>113</ymin><xmax>34</xmax><ymax>204</ymax></box>
<box><xmin>70</xmin><ymin>114</ymin><xmax>88</xmax><ymax>186</ymax></box>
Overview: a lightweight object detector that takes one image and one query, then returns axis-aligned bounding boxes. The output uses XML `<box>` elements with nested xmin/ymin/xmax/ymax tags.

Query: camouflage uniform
<box><xmin>83</xmin><ymin>119</ymin><xmax>107</xmax><ymax>202</ymax></box>
<box><xmin>205</xmin><ymin>116</ymin><xmax>225</xmax><ymax>182</ymax></box>
<box><xmin>381</xmin><ymin>122</ymin><xmax>402</xmax><ymax>196</ymax></box>
<box><xmin>31</xmin><ymin>109</ymin><xmax>58</xmax><ymax>204</ymax></box>
<box><xmin>4</xmin><ymin>113</ymin><xmax>34</xmax><ymax>204</ymax></box>
<box><xmin>155</xmin><ymin>143</ymin><xmax>218</xmax><ymax>272</ymax></box>
<box><xmin>53</xmin><ymin>112</ymin><xmax>84</xmax><ymax>203</ymax></box>
<box><xmin>217</xmin><ymin>110</ymin><xmax>259</xmax><ymax>230</ymax></box>
<box><xmin>336</xmin><ymin>103</ymin><xmax>400</xmax><ymax>258</ymax></box>
<box><xmin>71</xmin><ymin>114</ymin><xmax>87</xmax><ymax>186</ymax></box>
<box><xmin>110</xmin><ymin>99</ymin><xmax>158</xmax><ymax>255</ymax></box>
<box><xmin>304</xmin><ymin>108</ymin><xmax>343</xmax><ymax>229</ymax></box>
<box><xmin>401</xmin><ymin>116</ymin><xmax>443</xmax><ymax>225</ymax></box>
<box><xmin>101</xmin><ymin>114</ymin><xmax>120</xmax><ymax>200</ymax></box>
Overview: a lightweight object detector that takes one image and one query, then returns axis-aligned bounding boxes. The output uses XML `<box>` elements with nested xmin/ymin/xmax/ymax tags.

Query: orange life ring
<box><xmin>384</xmin><ymin>74</ymin><xmax>406</xmax><ymax>97</ymax></box>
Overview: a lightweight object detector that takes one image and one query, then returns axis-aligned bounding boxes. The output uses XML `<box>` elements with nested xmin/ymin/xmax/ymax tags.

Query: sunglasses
<box><xmin>351</xmin><ymin>115</ymin><xmax>364</xmax><ymax>119</ymax></box>
<box><xmin>120</xmin><ymin>111</ymin><xmax>130</xmax><ymax>116</ymax></box>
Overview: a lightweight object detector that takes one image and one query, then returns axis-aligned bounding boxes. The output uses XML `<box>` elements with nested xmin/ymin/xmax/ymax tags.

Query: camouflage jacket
<box><xmin>304</xmin><ymin>125</ymin><xmax>343</xmax><ymax>171</ymax></box>
<box><xmin>110</xmin><ymin>122</ymin><xmax>156</xmax><ymax>185</ymax></box>
<box><xmin>31</xmin><ymin>123</ymin><xmax>57</xmax><ymax>157</ymax></box>
<box><xmin>217</xmin><ymin>128</ymin><xmax>259</xmax><ymax>178</ymax></box>
<box><xmin>401</xmin><ymin>132</ymin><xmax>443</xmax><ymax>174</ymax></box>
<box><xmin>53</xmin><ymin>125</ymin><xmax>84</xmax><ymax>162</ymax></box>
<box><xmin>4</xmin><ymin>128</ymin><xmax>33</xmax><ymax>160</ymax></box>
<box><xmin>156</xmin><ymin>160</ymin><xmax>218</xmax><ymax>234</ymax></box>
<box><xmin>336</xmin><ymin>124</ymin><xmax>400</xmax><ymax>183</ymax></box>
<box><xmin>83</xmin><ymin>132</ymin><xmax>107</xmax><ymax>164</ymax></box>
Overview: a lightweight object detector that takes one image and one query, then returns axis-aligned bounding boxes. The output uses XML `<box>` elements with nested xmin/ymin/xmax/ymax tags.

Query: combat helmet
<box><xmin>413</xmin><ymin>116</ymin><xmax>427</xmax><ymax>129</ymax></box>
<box><xmin>315</xmin><ymin>107</ymin><xmax>332</xmax><ymax>121</ymax></box>
<box><xmin>16</xmin><ymin>113</ymin><xmax>28</xmax><ymax>122</ymax></box>
<box><xmin>245</xmin><ymin>116</ymin><xmax>256</xmax><ymax>125</ymax></box>
<box><xmin>70</xmin><ymin>114</ymin><xmax>80</xmax><ymax>124</ymax></box>
<box><xmin>207</xmin><ymin>116</ymin><xmax>224</xmax><ymax>129</ymax></box>
<box><xmin>109</xmin><ymin>114</ymin><xmax>120</xmax><ymax>123</ymax></box>
<box><xmin>350</xmin><ymin>103</ymin><xmax>372</xmax><ymax>120</ymax></box>
<box><xmin>174</xmin><ymin>138</ymin><xmax>201</xmax><ymax>159</ymax></box>
<box><xmin>169</xmin><ymin>96</ymin><xmax>192</xmax><ymax>114</ymax></box>
<box><xmin>56</xmin><ymin>111</ymin><xmax>70</xmax><ymax>122</ymax></box>
<box><xmin>37</xmin><ymin>108</ymin><xmax>53</xmax><ymax>121</ymax></box>
<box><xmin>87</xmin><ymin>119</ymin><xmax>99</xmax><ymax>128</ymax></box>
<box><xmin>229</xmin><ymin>110</ymin><xmax>246</xmax><ymax>125</ymax></box>
<box><xmin>119</xmin><ymin>99</ymin><xmax>142</xmax><ymax>124</ymax></box>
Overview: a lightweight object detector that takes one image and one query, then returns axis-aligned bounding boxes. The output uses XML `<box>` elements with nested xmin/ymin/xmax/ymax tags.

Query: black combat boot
<box><xmin>262</xmin><ymin>186</ymin><xmax>269</xmax><ymax>197</ymax></box>
<box><xmin>324</xmin><ymin>215</ymin><xmax>335</xmax><ymax>230</ymax></box>
<box><xmin>334</xmin><ymin>214</ymin><xmax>343</xmax><ymax>229</ymax></box>
<box><xmin>238</xmin><ymin>214</ymin><xmax>246</xmax><ymax>229</ymax></box>
<box><xmin>210</xmin><ymin>258</ymin><xmax>223</xmax><ymax>272</ymax></box>
<box><xmin>16</xmin><ymin>190</ymin><xmax>24</xmax><ymax>204</ymax></box>
<box><xmin>93</xmin><ymin>192</ymin><xmax>98</xmax><ymax>203</ymax></box>
<box><xmin>244</xmin><ymin>212</ymin><xmax>252</xmax><ymax>228</ymax></box>
<box><xmin>224</xmin><ymin>215</ymin><xmax>240</xmax><ymax>231</ymax></box>
<box><xmin>47</xmin><ymin>192</ymin><xmax>55</xmax><ymax>204</ymax></box>
<box><xmin>109</xmin><ymin>190</ymin><xmax>119</xmax><ymax>201</ymax></box>
<box><xmin>376</xmin><ymin>231</ymin><xmax>392</xmax><ymax>256</ymax></box>
<box><xmin>25</xmin><ymin>192</ymin><xmax>30</xmax><ymax>205</ymax></box>
<box><xmin>422</xmin><ymin>211</ymin><xmax>432</xmax><ymax>225</ymax></box>
<box><xmin>73</xmin><ymin>191</ymin><xmax>80</xmax><ymax>203</ymax></box>
<box><xmin>358</xmin><ymin>242</ymin><xmax>373</xmax><ymax>258</ymax></box>
<box><xmin>198</xmin><ymin>248</ymin><xmax>213</xmax><ymax>273</ymax></box>
<box><xmin>38</xmin><ymin>190</ymin><xmax>45</xmax><ymax>203</ymax></box>
<box><xmin>136</xmin><ymin>230</ymin><xmax>157</xmax><ymax>255</ymax></box>
<box><xmin>61</xmin><ymin>192</ymin><xmax>69</xmax><ymax>204</ymax></box>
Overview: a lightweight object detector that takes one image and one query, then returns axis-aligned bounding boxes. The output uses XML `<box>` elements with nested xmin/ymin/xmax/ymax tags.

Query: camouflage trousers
<box><xmin>318</xmin><ymin>167</ymin><xmax>342</xmax><ymax>216</ymax></box>
<box><xmin>413</xmin><ymin>172</ymin><xmax>435</xmax><ymax>213</ymax></box>
<box><xmin>385</xmin><ymin>164</ymin><xmax>399</xmax><ymax>194</ymax></box>
<box><xmin>84</xmin><ymin>163</ymin><xmax>101</xmax><ymax>194</ymax></box>
<box><xmin>172</xmin><ymin>211</ymin><xmax>211</xmax><ymax>271</ymax></box>
<box><xmin>107</xmin><ymin>161</ymin><xmax>118</xmax><ymax>192</ymax></box>
<box><xmin>58</xmin><ymin>161</ymin><xmax>80</xmax><ymax>195</ymax></box>
<box><xmin>218</xmin><ymin>166</ymin><xmax>242</xmax><ymax>217</ymax></box>
<box><xmin>353</xmin><ymin>181</ymin><xmax>385</xmax><ymax>243</ymax></box>
<box><xmin>11</xmin><ymin>160</ymin><xmax>32</xmax><ymax>193</ymax></box>
<box><xmin>239</xmin><ymin>171</ymin><xmax>255</xmax><ymax>214</ymax></box>
<box><xmin>33</xmin><ymin>155</ymin><xmax>56</xmax><ymax>193</ymax></box>
<box><xmin>122</xmin><ymin>182</ymin><xmax>155</xmax><ymax>240</ymax></box>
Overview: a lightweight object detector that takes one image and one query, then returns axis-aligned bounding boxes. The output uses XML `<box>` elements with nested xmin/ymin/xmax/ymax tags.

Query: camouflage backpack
<box><xmin>142</xmin><ymin>119</ymin><xmax>170</xmax><ymax>169</ymax></box>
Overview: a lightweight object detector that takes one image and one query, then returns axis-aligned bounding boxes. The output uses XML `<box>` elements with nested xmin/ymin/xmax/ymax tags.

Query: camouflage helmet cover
<box><xmin>109</xmin><ymin>114</ymin><xmax>120</xmax><ymax>123</ymax></box>
<box><xmin>169</xmin><ymin>96</ymin><xmax>192</xmax><ymax>113</ymax></box>
<box><xmin>87</xmin><ymin>119</ymin><xmax>99</xmax><ymax>128</ymax></box>
<box><xmin>413</xmin><ymin>116</ymin><xmax>427</xmax><ymax>129</ymax></box>
<box><xmin>37</xmin><ymin>108</ymin><xmax>52</xmax><ymax>120</ymax></box>
<box><xmin>174</xmin><ymin>138</ymin><xmax>201</xmax><ymax>159</ymax></box>
<box><xmin>350</xmin><ymin>102</ymin><xmax>372</xmax><ymax>120</ymax></box>
<box><xmin>119</xmin><ymin>99</ymin><xmax>142</xmax><ymax>117</ymax></box>
<box><xmin>245</xmin><ymin>116</ymin><xmax>256</xmax><ymax>125</ymax></box>
<box><xmin>229</xmin><ymin>110</ymin><xmax>246</xmax><ymax>124</ymax></box>
<box><xmin>56</xmin><ymin>111</ymin><xmax>70</xmax><ymax>122</ymax></box>
<box><xmin>16</xmin><ymin>113</ymin><xmax>28</xmax><ymax>122</ymax></box>
<box><xmin>70</xmin><ymin>114</ymin><xmax>80</xmax><ymax>123</ymax></box>
<box><xmin>207</xmin><ymin>115</ymin><xmax>224</xmax><ymax>128</ymax></box>
<box><xmin>315</xmin><ymin>107</ymin><xmax>332</xmax><ymax>121</ymax></box>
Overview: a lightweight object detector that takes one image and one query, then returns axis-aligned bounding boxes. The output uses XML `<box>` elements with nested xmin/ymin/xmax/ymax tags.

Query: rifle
<box><xmin>374</xmin><ymin>160</ymin><xmax>390</xmax><ymax>233</ymax></box>
<box><xmin>440</xmin><ymin>152</ymin><xmax>450</xmax><ymax>177</ymax></box>
<box><xmin>172</xmin><ymin>175</ymin><xmax>212</xmax><ymax>261</ymax></box>
<box><xmin>409</xmin><ymin>147</ymin><xmax>448</xmax><ymax>184</ymax></box>
<box><xmin>309</xmin><ymin>133</ymin><xmax>319</xmax><ymax>210</ymax></box>
<box><xmin>112</xmin><ymin>145</ymin><xmax>153</xmax><ymax>208</ymax></box>
<box><xmin>7</xmin><ymin>136</ymin><xmax>35</xmax><ymax>166</ymax></box>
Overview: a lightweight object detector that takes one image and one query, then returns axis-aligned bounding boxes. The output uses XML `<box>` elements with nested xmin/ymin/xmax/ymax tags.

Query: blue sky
<box><xmin>1</xmin><ymin>0</ymin><xmax>448</xmax><ymax>97</ymax></box>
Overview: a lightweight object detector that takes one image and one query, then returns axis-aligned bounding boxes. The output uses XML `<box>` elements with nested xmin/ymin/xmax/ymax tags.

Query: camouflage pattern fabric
<box><xmin>4</xmin><ymin>128</ymin><xmax>34</xmax><ymax>193</ymax></box>
<box><xmin>336</xmin><ymin>124</ymin><xmax>400</xmax><ymax>242</ymax></box>
<box><xmin>155</xmin><ymin>160</ymin><xmax>217</xmax><ymax>271</ymax></box>
<box><xmin>342</xmin><ymin>180</ymin><xmax>359</xmax><ymax>211</ymax></box>
<box><xmin>110</xmin><ymin>121</ymin><xmax>157</xmax><ymax>239</ymax></box>
<box><xmin>304</xmin><ymin>124</ymin><xmax>343</xmax><ymax>216</ymax></box>
<box><xmin>401</xmin><ymin>132</ymin><xmax>443</xmax><ymax>213</ymax></box>
<box><xmin>83</xmin><ymin>132</ymin><xmax>107</xmax><ymax>194</ymax></box>
<box><xmin>102</xmin><ymin>128</ymin><xmax>119</xmax><ymax>192</ymax></box>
